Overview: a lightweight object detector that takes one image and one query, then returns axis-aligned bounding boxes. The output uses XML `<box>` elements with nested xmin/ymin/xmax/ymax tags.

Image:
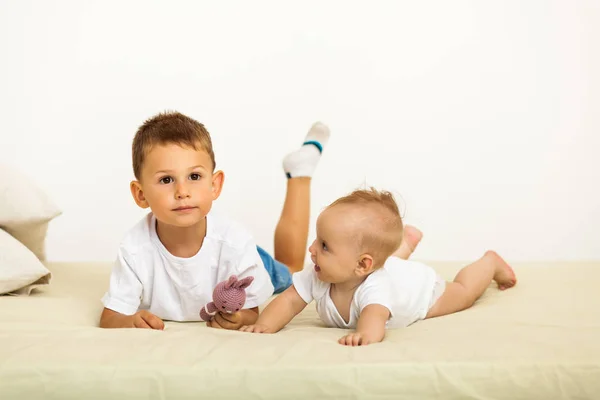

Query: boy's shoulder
<box><xmin>118</xmin><ymin>213</ymin><xmax>155</xmax><ymax>256</ymax></box>
<box><xmin>206</xmin><ymin>211</ymin><xmax>255</xmax><ymax>250</ymax></box>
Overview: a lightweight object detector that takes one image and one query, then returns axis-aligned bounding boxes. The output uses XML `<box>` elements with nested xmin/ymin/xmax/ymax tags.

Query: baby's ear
<box><xmin>236</xmin><ymin>276</ymin><xmax>254</xmax><ymax>289</ymax></box>
<box><xmin>356</xmin><ymin>254</ymin><xmax>374</xmax><ymax>276</ymax></box>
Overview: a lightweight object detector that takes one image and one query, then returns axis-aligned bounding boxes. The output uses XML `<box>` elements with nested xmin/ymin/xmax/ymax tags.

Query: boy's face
<box><xmin>308</xmin><ymin>204</ymin><xmax>371</xmax><ymax>283</ymax></box>
<box><xmin>130</xmin><ymin>143</ymin><xmax>224</xmax><ymax>228</ymax></box>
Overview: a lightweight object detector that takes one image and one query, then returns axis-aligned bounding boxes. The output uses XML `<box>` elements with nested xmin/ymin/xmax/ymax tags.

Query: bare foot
<box><xmin>392</xmin><ymin>225</ymin><xmax>423</xmax><ymax>259</ymax></box>
<box><xmin>485</xmin><ymin>250</ymin><xmax>517</xmax><ymax>290</ymax></box>
<box><xmin>404</xmin><ymin>225</ymin><xmax>423</xmax><ymax>251</ymax></box>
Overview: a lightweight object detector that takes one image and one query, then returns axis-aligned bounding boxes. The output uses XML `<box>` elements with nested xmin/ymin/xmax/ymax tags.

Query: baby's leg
<box><xmin>274</xmin><ymin>122</ymin><xmax>330</xmax><ymax>273</ymax></box>
<box><xmin>391</xmin><ymin>226</ymin><xmax>423</xmax><ymax>260</ymax></box>
<box><xmin>426</xmin><ymin>251</ymin><xmax>517</xmax><ymax>318</ymax></box>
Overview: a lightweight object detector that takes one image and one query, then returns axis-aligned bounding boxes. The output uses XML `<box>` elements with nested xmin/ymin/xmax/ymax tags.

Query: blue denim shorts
<box><xmin>256</xmin><ymin>246</ymin><xmax>292</xmax><ymax>294</ymax></box>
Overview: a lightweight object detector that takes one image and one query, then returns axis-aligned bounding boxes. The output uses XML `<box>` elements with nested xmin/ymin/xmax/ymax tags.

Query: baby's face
<box><xmin>134</xmin><ymin>143</ymin><xmax>221</xmax><ymax>228</ymax></box>
<box><xmin>308</xmin><ymin>205</ymin><xmax>364</xmax><ymax>283</ymax></box>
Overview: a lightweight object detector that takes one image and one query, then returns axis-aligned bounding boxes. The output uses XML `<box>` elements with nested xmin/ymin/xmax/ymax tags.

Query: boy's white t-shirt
<box><xmin>101</xmin><ymin>212</ymin><xmax>274</xmax><ymax>321</ymax></box>
<box><xmin>292</xmin><ymin>257</ymin><xmax>438</xmax><ymax>329</ymax></box>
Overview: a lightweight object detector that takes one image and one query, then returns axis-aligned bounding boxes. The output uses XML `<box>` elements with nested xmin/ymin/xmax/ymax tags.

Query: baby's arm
<box><xmin>338</xmin><ymin>304</ymin><xmax>390</xmax><ymax>346</ymax></box>
<box><xmin>100</xmin><ymin>307</ymin><xmax>164</xmax><ymax>330</ymax></box>
<box><xmin>239</xmin><ymin>285</ymin><xmax>308</xmax><ymax>333</ymax></box>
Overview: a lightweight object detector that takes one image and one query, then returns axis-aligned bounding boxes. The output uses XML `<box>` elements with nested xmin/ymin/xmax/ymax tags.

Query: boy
<box><xmin>240</xmin><ymin>188</ymin><xmax>517</xmax><ymax>345</ymax></box>
<box><xmin>99</xmin><ymin>112</ymin><xmax>332</xmax><ymax>330</ymax></box>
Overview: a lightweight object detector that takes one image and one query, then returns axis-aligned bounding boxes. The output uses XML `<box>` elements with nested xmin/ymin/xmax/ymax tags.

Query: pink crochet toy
<box><xmin>199</xmin><ymin>275</ymin><xmax>254</xmax><ymax>321</ymax></box>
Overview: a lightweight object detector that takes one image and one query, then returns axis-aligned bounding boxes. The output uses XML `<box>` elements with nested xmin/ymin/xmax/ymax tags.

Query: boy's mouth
<box><xmin>173</xmin><ymin>206</ymin><xmax>197</xmax><ymax>212</ymax></box>
<box><xmin>314</xmin><ymin>264</ymin><xmax>321</xmax><ymax>272</ymax></box>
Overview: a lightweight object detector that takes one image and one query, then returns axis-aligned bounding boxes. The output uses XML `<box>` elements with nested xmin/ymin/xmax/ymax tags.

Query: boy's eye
<box><xmin>322</xmin><ymin>242</ymin><xmax>328</xmax><ymax>251</ymax></box>
<box><xmin>159</xmin><ymin>176</ymin><xmax>173</xmax><ymax>184</ymax></box>
<box><xmin>189</xmin><ymin>173</ymin><xmax>201</xmax><ymax>181</ymax></box>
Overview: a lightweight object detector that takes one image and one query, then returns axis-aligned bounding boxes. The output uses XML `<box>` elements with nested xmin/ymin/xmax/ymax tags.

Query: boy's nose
<box><xmin>175</xmin><ymin>184</ymin><xmax>190</xmax><ymax>199</ymax></box>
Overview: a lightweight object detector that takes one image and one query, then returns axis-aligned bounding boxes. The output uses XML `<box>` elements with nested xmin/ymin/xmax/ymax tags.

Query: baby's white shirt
<box><xmin>292</xmin><ymin>257</ymin><xmax>438</xmax><ymax>329</ymax></box>
<box><xmin>101</xmin><ymin>212</ymin><xmax>274</xmax><ymax>321</ymax></box>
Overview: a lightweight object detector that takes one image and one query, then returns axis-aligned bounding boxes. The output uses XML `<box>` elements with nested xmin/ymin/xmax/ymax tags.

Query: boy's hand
<box><xmin>207</xmin><ymin>311</ymin><xmax>243</xmax><ymax>330</ymax></box>
<box><xmin>338</xmin><ymin>332</ymin><xmax>373</xmax><ymax>346</ymax></box>
<box><xmin>132</xmin><ymin>310</ymin><xmax>165</xmax><ymax>330</ymax></box>
<box><xmin>239</xmin><ymin>324</ymin><xmax>273</xmax><ymax>333</ymax></box>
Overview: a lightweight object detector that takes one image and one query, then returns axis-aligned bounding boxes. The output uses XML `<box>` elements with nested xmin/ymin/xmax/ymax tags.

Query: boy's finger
<box><xmin>208</xmin><ymin>318</ymin><xmax>224</xmax><ymax>329</ymax></box>
<box><xmin>215</xmin><ymin>313</ymin><xmax>238</xmax><ymax>329</ymax></box>
<box><xmin>134</xmin><ymin>317</ymin><xmax>151</xmax><ymax>329</ymax></box>
<box><xmin>353</xmin><ymin>335</ymin><xmax>361</xmax><ymax>346</ymax></box>
<box><xmin>143</xmin><ymin>314</ymin><xmax>164</xmax><ymax>330</ymax></box>
<box><xmin>217</xmin><ymin>312</ymin><xmax>241</xmax><ymax>324</ymax></box>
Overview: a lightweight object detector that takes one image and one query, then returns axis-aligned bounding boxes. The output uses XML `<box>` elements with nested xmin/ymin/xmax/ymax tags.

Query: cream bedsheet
<box><xmin>0</xmin><ymin>261</ymin><xmax>599</xmax><ymax>399</ymax></box>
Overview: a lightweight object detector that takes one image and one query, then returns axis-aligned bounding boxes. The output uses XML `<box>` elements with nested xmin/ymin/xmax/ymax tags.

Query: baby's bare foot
<box><xmin>392</xmin><ymin>225</ymin><xmax>423</xmax><ymax>259</ymax></box>
<box><xmin>485</xmin><ymin>250</ymin><xmax>517</xmax><ymax>290</ymax></box>
<box><xmin>404</xmin><ymin>225</ymin><xmax>423</xmax><ymax>252</ymax></box>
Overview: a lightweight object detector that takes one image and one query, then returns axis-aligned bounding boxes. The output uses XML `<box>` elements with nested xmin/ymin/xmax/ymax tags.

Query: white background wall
<box><xmin>1</xmin><ymin>0</ymin><xmax>598</xmax><ymax>262</ymax></box>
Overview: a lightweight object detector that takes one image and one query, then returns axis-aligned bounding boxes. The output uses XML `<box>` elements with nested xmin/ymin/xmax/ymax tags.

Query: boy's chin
<box><xmin>158</xmin><ymin>215</ymin><xmax>205</xmax><ymax>228</ymax></box>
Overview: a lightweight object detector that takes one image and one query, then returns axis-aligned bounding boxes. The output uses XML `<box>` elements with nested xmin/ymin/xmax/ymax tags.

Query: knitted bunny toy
<box><xmin>199</xmin><ymin>275</ymin><xmax>255</xmax><ymax>321</ymax></box>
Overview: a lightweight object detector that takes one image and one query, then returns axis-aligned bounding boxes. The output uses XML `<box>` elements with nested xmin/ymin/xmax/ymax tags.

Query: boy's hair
<box><xmin>328</xmin><ymin>187</ymin><xmax>403</xmax><ymax>267</ymax></box>
<box><xmin>132</xmin><ymin>111</ymin><xmax>216</xmax><ymax>180</ymax></box>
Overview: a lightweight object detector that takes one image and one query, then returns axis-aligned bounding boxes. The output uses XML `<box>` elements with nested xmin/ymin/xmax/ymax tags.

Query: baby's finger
<box><xmin>352</xmin><ymin>335</ymin><xmax>362</xmax><ymax>347</ymax></box>
<box><xmin>343</xmin><ymin>335</ymin><xmax>353</xmax><ymax>346</ymax></box>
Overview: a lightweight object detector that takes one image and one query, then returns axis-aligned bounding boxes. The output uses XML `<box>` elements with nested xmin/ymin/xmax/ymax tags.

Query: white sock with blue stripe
<box><xmin>283</xmin><ymin>122</ymin><xmax>330</xmax><ymax>178</ymax></box>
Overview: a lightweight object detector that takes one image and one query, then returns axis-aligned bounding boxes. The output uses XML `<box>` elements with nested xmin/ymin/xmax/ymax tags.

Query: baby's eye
<box><xmin>322</xmin><ymin>241</ymin><xmax>328</xmax><ymax>251</ymax></box>
<box><xmin>159</xmin><ymin>176</ymin><xmax>173</xmax><ymax>184</ymax></box>
<box><xmin>189</xmin><ymin>173</ymin><xmax>201</xmax><ymax>181</ymax></box>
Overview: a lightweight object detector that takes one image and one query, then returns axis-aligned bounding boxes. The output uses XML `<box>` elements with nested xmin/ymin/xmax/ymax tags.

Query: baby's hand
<box><xmin>338</xmin><ymin>332</ymin><xmax>372</xmax><ymax>346</ymax></box>
<box><xmin>239</xmin><ymin>324</ymin><xmax>272</xmax><ymax>333</ymax></box>
<box><xmin>132</xmin><ymin>310</ymin><xmax>164</xmax><ymax>330</ymax></box>
<box><xmin>207</xmin><ymin>311</ymin><xmax>243</xmax><ymax>330</ymax></box>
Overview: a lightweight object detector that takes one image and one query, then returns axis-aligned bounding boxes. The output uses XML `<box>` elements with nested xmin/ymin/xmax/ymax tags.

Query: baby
<box><xmin>240</xmin><ymin>188</ymin><xmax>517</xmax><ymax>345</ymax></box>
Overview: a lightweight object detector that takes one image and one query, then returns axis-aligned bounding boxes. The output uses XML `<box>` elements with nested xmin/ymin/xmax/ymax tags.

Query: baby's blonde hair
<box><xmin>327</xmin><ymin>187</ymin><xmax>403</xmax><ymax>267</ymax></box>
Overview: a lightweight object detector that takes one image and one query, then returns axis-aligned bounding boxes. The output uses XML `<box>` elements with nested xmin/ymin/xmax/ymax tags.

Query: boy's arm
<box><xmin>240</xmin><ymin>285</ymin><xmax>308</xmax><ymax>333</ymax></box>
<box><xmin>100</xmin><ymin>307</ymin><xmax>164</xmax><ymax>330</ymax></box>
<box><xmin>338</xmin><ymin>304</ymin><xmax>390</xmax><ymax>346</ymax></box>
<box><xmin>101</xmin><ymin>247</ymin><xmax>152</xmax><ymax>328</ymax></box>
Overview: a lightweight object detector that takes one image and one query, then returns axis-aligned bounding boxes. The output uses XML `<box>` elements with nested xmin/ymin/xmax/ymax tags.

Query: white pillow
<box><xmin>0</xmin><ymin>229</ymin><xmax>51</xmax><ymax>295</ymax></box>
<box><xmin>0</xmin><ymin>163</ymin><xmax>62</xmax><ymax>260</ymax></box>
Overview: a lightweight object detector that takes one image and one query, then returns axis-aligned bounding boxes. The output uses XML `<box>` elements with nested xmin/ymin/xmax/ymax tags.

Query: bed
<box><xmin>1</xmin><ymin>261</ymin><xmax>599</xmax><ymax>399</ymax></box>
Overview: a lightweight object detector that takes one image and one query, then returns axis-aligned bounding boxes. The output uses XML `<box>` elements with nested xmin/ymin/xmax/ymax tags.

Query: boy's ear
<box><xmin>211</xmin><ymin>170</ymin><xmax>225</xmax><ymax>200</ymax></box>
<box><xmin>130</xmin><ymin>180</ymin><xmax>149</xmax><ymax>209</ymax></box>
<box><xmin>355</xmin><ymin>254</ymin><xmax>374</xmax><ymax>277</ymax></box>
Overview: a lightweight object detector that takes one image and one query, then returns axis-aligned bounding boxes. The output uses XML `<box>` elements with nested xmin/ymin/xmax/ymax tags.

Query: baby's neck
<box><xmin>331</xmin><ymin>275</ymin><xmax>368</xmax><ymax>294</ymax></box>
<box><xmin>156</xmin><ymin>218</ymin><xmax>207</xmax><ymax>258</ymax></box>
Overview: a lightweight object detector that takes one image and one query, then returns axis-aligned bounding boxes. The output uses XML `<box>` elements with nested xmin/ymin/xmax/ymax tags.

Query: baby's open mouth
<box><xmin>314</xmin><ymin>264</ymin><xmax>321</xmax><ymax>272</ymax></box>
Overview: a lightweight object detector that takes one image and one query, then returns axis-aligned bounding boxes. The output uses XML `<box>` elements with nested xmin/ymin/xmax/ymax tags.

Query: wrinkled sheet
<box><xmin>0</xmin><ymin>261</ymin><xmax>598</xmax><ymax>399</ymax></box>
